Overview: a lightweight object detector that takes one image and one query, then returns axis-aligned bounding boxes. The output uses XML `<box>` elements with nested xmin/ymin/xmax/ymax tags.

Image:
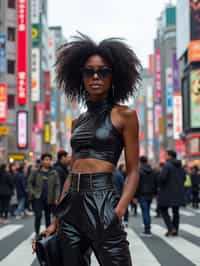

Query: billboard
<box><xmin>0</xmin><ymin>35</ymin><xmax>7</xmax><ymax>73</ymax></box>
<box><xmin>0</xmin><ymin>83</ymin><xmax>7</xmax><ymax>123</ymax></box>
<box><xmin>44</xmin><ymin>71</ymin><xmax>51</xmax><ymax>116</ymax></box>
<box><xmin>173</xmin><ymin>93</ymin><xmax>183</xmax><ymax>140</ymax></box>
<box><xmin>189</xmin><ymin>40</ymin><xmax>200</xmax><ymax>62</ymax></box>
<box><xmin>17</xmin><ymin>111</ymin><xmax>28</xmax><ymax>149</ymax></box>
<box><xmin>176</xmin><ymin>0</ymin><xmax>190</xmax><ymax>59</ymax></box>
<box><xmin>31</xmin><ymin>48</ymin><xmax>40</xmax><ymax>102</ymax></box>
<box><xmin>165</xmin><ymin>68</ymin><xmax>173</xmax><ymax>114</ymax></box>
<box><xmin>31</xmin><ymin>0</ymin><xmax>40</xmax><ymax>24</ymax></box>
<box><xmin>17</xmin><ymin>0</ymin><xmax>28</xmax><ymax>105</ymax></box>
<box><xmin>190</xmin><ymin>70</ymin><xmax>200</xmax><ymax>129</ymax></box>
<box><xmin>190</xmin><ymin>0</ymin><xmax>200</xmax><ymax>40</ymax></box>
<box><xmin>37</xmin><ymin>103</ymin><xmax>44</xmax><ymax>129</ymax></box>
<box><xmin>32</xmin><ymin>24</ymin><xmax>40</xmax><ymax>46</ymax></box>
<box><xmin>155</xmin><ymin>49</ymin><xmax>162</xmax><ymax>102</ymax></box>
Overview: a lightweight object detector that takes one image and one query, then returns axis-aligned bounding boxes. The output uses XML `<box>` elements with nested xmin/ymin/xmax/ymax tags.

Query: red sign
<box><xmin>37</xmin><ymin>103</ymin><xmax>44</xmax><ymax>129</ymax></box>
<box><xmin>155</xmin><ymin>49</ymin><xmax>162</xmax><ymax>101</ymax></box>
<box><xmin>17</xmin><ymin>111</ymin><xmax>28</xmax><ymax>149</ymax></box>
<box><xmin>0</xmin><ymin>83</ymin><xmax>7</xmax><ymax>123</ymax></box>
<box><xmin>44</xmin><ymin>72</ymin><xmax>51</xmax><ymax>116</ymax></box>
<box><xmin>17</xmin><ymin>0</ymin><xmax>28</xmax><ymax>105</ymax></box>
<box><xmin>148</xmin><ymin>54</ymin><xmax>154</xmax><ymax>74</ymax></box>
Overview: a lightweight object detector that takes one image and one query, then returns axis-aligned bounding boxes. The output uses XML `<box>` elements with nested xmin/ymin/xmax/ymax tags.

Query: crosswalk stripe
<box><xmin>0</xmin><ymin>226</ymin><xmax>45</xmax><ymax>266</ymax></box>
<box><xmin>151</xmin><ymin>204</ymin><xmax>195</xmax><ymax>217</ymax></box>
<box><xmin>126</xmin><ymin>228</ymin><xmax>161</xmax><ymax>266</ymax></box>
<box><xmin>180</xmin><ymin>224</ymin><xmax>200</xmax><ymax>238</ymax></box>
<box><xmin>0</xmin><ymin>225</ymin><xmax>24</xmax><ymax>241</ymax></box>
<box><xmin>151</xmin><ymin>224</ymin><xmax>200</xmax><ymax>265</ymax></box>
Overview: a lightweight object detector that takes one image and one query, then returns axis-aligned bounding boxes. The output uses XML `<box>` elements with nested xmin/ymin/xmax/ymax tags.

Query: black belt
<box><xmin>70</xmin><ymin>172</ymin><xmax>114</xmax><ymax>192</ymax></box>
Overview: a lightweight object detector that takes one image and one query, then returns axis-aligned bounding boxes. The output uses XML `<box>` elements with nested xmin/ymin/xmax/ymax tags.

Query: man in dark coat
<box><xmin>135</xmin><ymin>156</ymin><xmax>157</xmax><ymax>237</ymax></box>
<box><xmin>54</xmin><ymin>150</ymin><xmax>69</xmax><ymax>193</ymax></box>
<box><xmin>158</xmin><ymin>150</ymin><xmax>185</xmax><ymax>236</ymax></box>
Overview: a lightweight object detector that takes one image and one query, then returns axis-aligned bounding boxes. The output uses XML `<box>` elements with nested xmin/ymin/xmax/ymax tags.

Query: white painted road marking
<box><xmin>0</xmin><ymin>225</ymin><xmax>23</xmax><ymax>241</ymax></box>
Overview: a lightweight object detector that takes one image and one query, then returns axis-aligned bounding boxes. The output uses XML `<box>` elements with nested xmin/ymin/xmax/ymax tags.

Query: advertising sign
<box><xmin>44</xmin><ymin>71</ymin><xmax>51</xmax><ymax>116</ymax></box>
<box><xmin>154</xmin><ymin>104</ymin><xmax>162</xmax><ymax>136</ymax></box>
<box><xmin>155</xmin><ymin>49</ymin><xmax>162</xmax><ymax>102</ymax></box>
<box><xmin>173</xmin><ymin>93</ymin><xmax>183</xmax><ymax>139</ymax></box>
<box><xmin>17</xmin><ymin>0</ymin><xmax>28</xmax><ymax>105</ymax></box>
<box><xmin>50</xmin><ymin>121</ymin><xmax>57</xmax><ymax>145</ymax></box>
<box><xmin>32</xmin><ymin>24</ymin><xmax>40</xmax><ymax>46</ymax></box>
<box><xmin>146</xmin><ymin>85</ymin><xmax>153</xmax><ymax>109</ymax></box>
<box><xmin>31</xmin><ymin>0</ymin><xmax>40</xmax><ymax>24</ymax></box>
<box><xmin>17</xmin><ymin>111</ymin><xmax>28</xmax><ymax>149</ymax></box>
<box><xmin>51</xmin><ymin>89</ymin><xmax>57</xmax><ymax>120</ymax></box>
<box><xmin>190</xmin><ymin>70</ymin><xmax>200</xmax><ymax>128</ymax></box>
<box><xmin>0</xmin><ymin>35</ymin><xmax>6</xmax><ymax>73</ymax></box>
<box><xmin>37</xmin><ymin>103</ymin><xmax>44</xmax><ymax>129</ymax></box>
<box><xmin>190</xmin><ymin>0</ymin><xmax>200</xmax><ymax>40</ymax></box>
<box><xmin>31</xmin><ymin>48</ymin><xmax>40</xmax><ymax>102</ymax></box>
<box><xmin>147</xmin><ymin>110</ymin><xmax>154</xmax><ymax>139</ymax></box>
<box><xmin>44</xmin><ymin>123</ymin><xmax>50</xmax><ymax>143</ymax></box>
<box><xmin>0</xmin><ymin>83</ymin><xmax>7</xmax><ymax>123</ymax></box>
<box><xmin>189</xmin><ymin>40</ymin><xmax>200</xmax><ymax>62</ymax></box>
<box><xmin>148</xmin><ymin>54</ymin><xmax>154</xmax><ymax>74</ymax></box>
<box><xmin>166</xmin><ymin>68</ymin><xmax>173</xmax><ymax>114</ymax></box>
<box><xmin>172</xmin><ymin>52</ymin><xmax>180</xmax><ymax>92</ymax></box>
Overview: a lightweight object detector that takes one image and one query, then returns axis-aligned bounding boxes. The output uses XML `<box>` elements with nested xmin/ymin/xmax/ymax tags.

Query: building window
<box><xmin>7</xmin><ymin>60</ymin><xmax>15</xmax><ymax>74</ymax></box>
<box><xmin>8</xmin><ymin>0</ymin><xmax>16</xmax><ymax>8</ymax></box>
<box><xmin>8</xmin><ymin>95</ymin><xmax>15</xmax><ymax>109</ymax></box>
<box><xmin>7</xmin><ymin>27</ymin><xmax>16</xmax><ymax>41</ymax></box>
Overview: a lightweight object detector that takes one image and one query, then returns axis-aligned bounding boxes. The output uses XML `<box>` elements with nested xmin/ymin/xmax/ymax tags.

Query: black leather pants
<box><xmin>55</xmin><ymin>172</ymin><xmax>132</xmax><ymax>266</ymax></box>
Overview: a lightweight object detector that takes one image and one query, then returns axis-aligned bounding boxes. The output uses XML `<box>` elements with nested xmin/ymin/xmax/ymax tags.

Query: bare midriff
<box><xmin>72</xmin><ymin>158</ymin><xmax>115</xmax><ymax>174</ymax></box>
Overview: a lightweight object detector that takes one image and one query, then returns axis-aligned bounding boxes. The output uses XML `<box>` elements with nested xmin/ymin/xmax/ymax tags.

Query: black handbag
<box><xmin>36</xmin><ymin>233</ymin><xmax>62</xmax><ymax>266</ymax></box>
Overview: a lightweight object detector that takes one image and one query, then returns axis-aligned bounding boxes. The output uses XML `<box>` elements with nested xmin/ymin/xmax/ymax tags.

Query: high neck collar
<box><xmin>86</xmin><ymin>97</ymin><xmax>113</xmax><ymax>113</ymax></box>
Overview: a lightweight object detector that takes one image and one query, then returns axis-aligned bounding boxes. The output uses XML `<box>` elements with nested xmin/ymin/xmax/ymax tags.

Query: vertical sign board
<box><xmin>0</xmin><ymin>83</ymin><xmax>7</xmax><ymax>123</ymax></box>
<box><xmin>31</xmin><ymin>48</ymin><xmax>40</xmax><ymax>102</ymax></box>
<box><xmin>155</xmin><ymin>49</ymin><xmax>162</xmax><ymax>102</ymax></box>
<box><xmin>190</xmin><ymin>70</ymin><xmax>200</xmax><ymax>129</ymax></box>
<box><xmin>44</xmin><ymin>71</ymin><xmax>51</xmax><ymax>116</ymax></box>
<box><xmin>37</xmin><ymin>103</ymin><xmax>44</xmax><ymax>129</ymax></box>
<box><xmin>172</xmin><ymin>52</ymin><xmax>180</xmax><ymax>92</ymax></box>
<box><xmin>173</xmin><ymin>93</ymin><xmax>183</xmax><ymax>139</ymax></box>
<box><xmin>17</xmin><ymin>111</ymin><xmax>28</xmax><ymax>149</ymax></box>
<box><xmin>0</xmin><ymin>35</ymin><xmax>7</xmax><ymax>73</ymax></box>
<box><xmin>17</xmin><ymin>0</ymin><xmax>28</xmax><ymax>105</ymax></box>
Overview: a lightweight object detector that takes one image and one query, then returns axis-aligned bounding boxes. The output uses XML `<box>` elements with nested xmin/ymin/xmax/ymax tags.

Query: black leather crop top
<box><xmin>71</xmin><ymin>97</ymin><xmax>124</xmax><ymax>166</ymax></box>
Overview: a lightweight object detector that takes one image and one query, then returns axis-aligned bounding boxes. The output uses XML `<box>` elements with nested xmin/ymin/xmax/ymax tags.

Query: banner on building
<box><xmin>31</xmin><ymin>0</ymin><xmax>40</xmax><ymax>24</ymax></box>
<box><xmin>165</xmin><ymin>68</ymin><xmax>173</xmax><ymax>114</ymax></box>
<box><xmin>51</xmin><ymin>89</ymin><xmax>57</xmax><ymax>120</ymax></box>
<box><xmin>154</xmin><ymin>104</ymin><xmax>162</xmax><ymax>136</ymax></box>
<box><xmin>17</xmin><ymin>111</ymin><xmax>28</xmax><ymax>149</ymax></box>
<box><xmin>190</xmin><ymin>70</ymin><xmax>200</xmax><ymax>129</ymax></box>
<box><xmin>188</xmin><ymin>40</ymin><xmax>200</xmax><ymax>62</ymax></box>
<box><xmin>172</xmin><ymin>52</ymin><xmax>180</xmax><ymax>91</ymax></box>
<box><xmin>44</xmin><ymin>72</ymin><xmax>51</xmax><ymax>116</ymax></box>
<box><xmin>155</xmin><ymin>49</ymin><xmax>162</xmax><ymax>102</ymax></box>
<box><xmin>146</xmin><ymin>85</ymin><xmax>153</xmax><ymax>109</ymax></box>
<box><xmin>173</xmin><ymin>93</ymin><xmax>183</xmax><ymax>139</ymax></box>
<box><xmin>190</xmin><ymin>0</ymin><xmax>200</xmax><ymax>40</ymax></box>
<box><xmin>37</xmin><ymin>103</ymin><xmax>44</xmax><ymax>129</ymax></box>
<box><xmin>0</xmin><ymin>83</ymin><xmax>7</xmax><ymax>123</ymax></box>
<box><xmin>32</xmin><ymin>24</ymin><xmax>40</xmax><ymax>46</ymax></box>
<box><xmin>50</xmin><ymin>121</ymin><xmax>57</xmax><ymax>145</ymax></box>
<box><xmin>147</xmin><ymin>110</ymin><xmax>154</xmax><ymax>139</ymax></box>
<box><xmin>0</xmin><ymin>35</ymin><xmax>7</xmax><ymax>73</ymax></box>
<box><xmin>31</xmin><ymin>48</ymin><xmax>40</xmax><ymax>102</ymax></box>
<box><xmin>44</xmin><ymin>123</ymin><xmax>50</xmax><ymax>143</ymax></box>
<box><xmin>17</xmin><ymin>0</ymin><xmax>28</xmax><ymax>105</ymax></box>
<box><xmin>148</xmin><ymin>54</ymin><xmax>154</xmax><ymax>74</ymax></box>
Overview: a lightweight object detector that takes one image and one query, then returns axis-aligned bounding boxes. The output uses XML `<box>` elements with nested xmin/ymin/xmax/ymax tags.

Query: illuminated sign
<box><xmin>0</xmin><ymin>83</ymin><xmax>7</xmax><ymax>123</ymax></box>
<box><xmin>17</xmin><ymin>111</ymin><xmax>28</xmax><ymax>149</ymax></box>
<box><xmin>31</xmin><ymin>48</ymin><xmax>40</xmax><ymax>102</ymax></box>
<box><xmin>17</xmin><ymin>0</ymin><xmax>28</xmax><ymax>105</ymax></box>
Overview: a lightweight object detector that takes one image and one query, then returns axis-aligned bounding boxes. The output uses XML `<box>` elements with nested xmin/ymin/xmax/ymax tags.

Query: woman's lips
<box><xmin>89</xmin><ymin>83</ymin><xmax>102</xmax><ymax>89</ymax></box>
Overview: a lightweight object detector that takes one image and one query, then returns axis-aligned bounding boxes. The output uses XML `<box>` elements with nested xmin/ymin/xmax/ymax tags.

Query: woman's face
<box><xmin>82</xmin><ymin>54</ymin><xmax>112</xmax><ymax>100</ymax></box>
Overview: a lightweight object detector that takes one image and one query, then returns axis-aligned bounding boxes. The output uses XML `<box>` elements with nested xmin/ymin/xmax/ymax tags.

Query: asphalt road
<box><xmin>0</xmin><ymin>204</ymin><xmax>200</xmax><ymax>266</ymax></box>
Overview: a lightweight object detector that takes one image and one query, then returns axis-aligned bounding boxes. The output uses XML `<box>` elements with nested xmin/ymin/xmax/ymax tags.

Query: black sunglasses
<box><xmin>81</xmin><ymin>67</ymin><xmax>112</xmax><ymax>79</ymax></box>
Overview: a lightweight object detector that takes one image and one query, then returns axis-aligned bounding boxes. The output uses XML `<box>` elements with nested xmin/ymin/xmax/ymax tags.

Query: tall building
<box><xmin>177</xmin><ymin>0</ymin><xmax>200</xmax><ymax>165</ymax></box>
<box><xmin>0</xmin><ymin>0</ymin><xmax>32</xmax><ymax>162</ymax></box>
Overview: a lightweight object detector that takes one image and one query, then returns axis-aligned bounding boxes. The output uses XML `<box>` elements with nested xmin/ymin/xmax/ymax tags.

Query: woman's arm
<box><xmin>115</xmin><ymin>108</ymin><xmax>139</xmax><ymax>219</ymax></box>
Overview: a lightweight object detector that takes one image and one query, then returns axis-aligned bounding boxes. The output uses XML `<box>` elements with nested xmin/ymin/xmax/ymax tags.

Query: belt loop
<box><xmin>77</xmin><ymin>173</ymin><xmax>80</xmax><ymax>192</ymax></box>
<box><xmin>90</xmin><ymin>174</ymin><xmax>93</xmax><ymax>190</ymax></box>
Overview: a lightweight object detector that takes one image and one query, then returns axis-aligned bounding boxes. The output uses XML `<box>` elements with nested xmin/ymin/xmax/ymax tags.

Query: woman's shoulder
<box><xmin>113</xmin><ymin>105</ymin><xmax>138</xmax><ymax>121</ymax></box>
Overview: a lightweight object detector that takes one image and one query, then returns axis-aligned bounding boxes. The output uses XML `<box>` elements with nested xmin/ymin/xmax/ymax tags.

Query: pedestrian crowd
<box><xmin>114</xmin><ymin>149</ymin><xmax>200</xmax><ymax>237</ymax></box>
<box><xmin>0</xmin><ymin>149</ymin><xmax>199</xmax><ymax>239</ymax></box>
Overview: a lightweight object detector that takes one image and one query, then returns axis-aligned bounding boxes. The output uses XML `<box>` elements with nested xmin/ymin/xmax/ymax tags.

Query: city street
<box><xmin>0</xmin><ymin>204</ymin><xmax>200</xmax><ymax>266</ymax></box>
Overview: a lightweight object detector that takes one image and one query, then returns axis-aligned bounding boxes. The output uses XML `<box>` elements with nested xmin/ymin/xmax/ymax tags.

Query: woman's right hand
<box><xmin>32</xmin><ymin>222</ymin><xmax>57</xmax><ymax>254</ymax></box>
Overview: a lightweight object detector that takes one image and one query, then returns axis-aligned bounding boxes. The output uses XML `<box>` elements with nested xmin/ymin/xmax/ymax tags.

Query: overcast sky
<box><xmin>48</xmin><ymin>0</ymin><xmax>176</xmax><ymax>68</ymax></box>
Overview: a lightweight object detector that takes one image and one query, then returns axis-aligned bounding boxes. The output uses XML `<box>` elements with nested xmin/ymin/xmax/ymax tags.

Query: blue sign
<box><xmin>50</xmin><ymin>89</ymin><xmax>57</xmax><ymax>120</ymax></box>
<box><xmin>166</xmin><ymin>87</ymin><xmax>173</xmax><ymax>113</ymax></box>
<box><xmin>0</xmin><ymin>34</ymin><xmax>7</xmax><ymax>73</ymax></box>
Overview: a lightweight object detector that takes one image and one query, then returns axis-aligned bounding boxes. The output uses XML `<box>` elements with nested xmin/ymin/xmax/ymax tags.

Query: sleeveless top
<box><xmin>70</xmin><ymin>97</ymin><xmax>124</xmax><ymax>166</ymax></box>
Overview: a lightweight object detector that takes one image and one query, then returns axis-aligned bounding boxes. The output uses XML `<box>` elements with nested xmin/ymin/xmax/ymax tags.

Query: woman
<box><xmin>36</xmin><ymin>34</ymin><xmax>140</xmax><ymax>266</ymax></box>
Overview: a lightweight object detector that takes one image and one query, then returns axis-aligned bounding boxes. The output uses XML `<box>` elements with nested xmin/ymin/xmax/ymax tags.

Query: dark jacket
<box><xmin>158</xmin><ymin>159</ymin><xmax>185</xmax><ymax>207</ymax></box>
<box><xmin>191</xmin><ymin>173</ymin><xmax>200</xmax><ymax>191</ymax></box>
<box><xmin>28</xmin><ymin>167</ymin><xmax>60</xmax><ymax>204</ymax></box>
<box><xmin>135</xmin><ymin>163</ymin><xmax>157</xmax><ymax>200</ymax></box>
<box><xmin>15</xmin><ymin>172</ymin><xmax>27</xmax><ymax>199</ymax></box>
<box><xmin>54</xmin><ymin>161</ymin><xmax>69</xmax><ymax>192</ymax></box>
<box><xmin>0</xmin><ymin>171</ymin><xmax>14</xmax><ymax>196</ymax></box>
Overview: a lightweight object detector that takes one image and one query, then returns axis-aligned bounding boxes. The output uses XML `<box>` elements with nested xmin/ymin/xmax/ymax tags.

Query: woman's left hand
<box><xmin>114</xmin><ymin>207</ymin><xmax>125</xmax><ymax>220</ymax></box>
